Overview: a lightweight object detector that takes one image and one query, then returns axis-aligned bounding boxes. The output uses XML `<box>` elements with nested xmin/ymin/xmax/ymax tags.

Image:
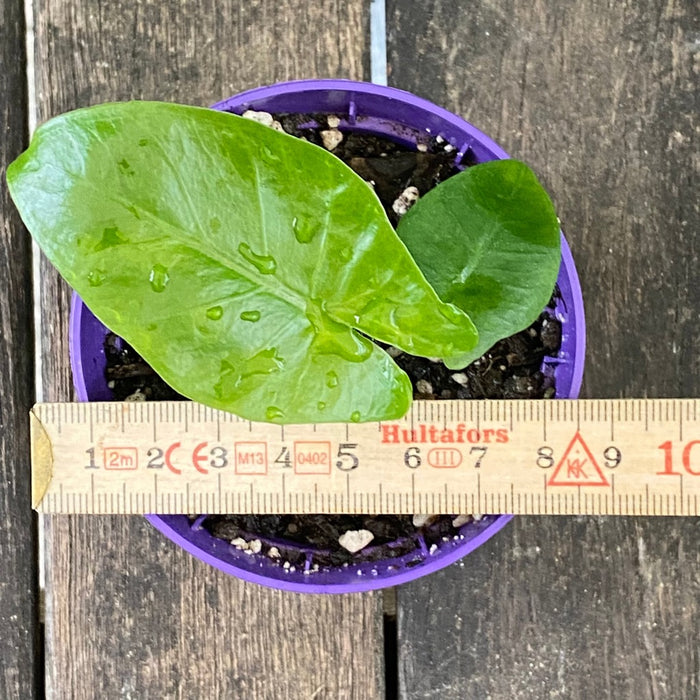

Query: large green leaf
<box><xmin>396</xmin><ymin>159</ymin><xmax>560</xmax><ymax>369</ymax></box>
<box><xmin>8</xmin><ymin>101</ymin><xmax>478</xmax><ymax>423</ymax></box>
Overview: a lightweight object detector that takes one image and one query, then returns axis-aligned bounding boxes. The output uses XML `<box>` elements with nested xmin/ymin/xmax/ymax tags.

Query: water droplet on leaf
<box><xmin>266</xmin><ymin>406</ymin><xmax>284</xmax><ymax>421</ymax></box>
<box><xmin>94</xmin><ymin>226</ymin><xmax>128</xmax><ymax>251</ymax></box>
<box><xmin>206</xmin><ymin>305</ymin><xmax>223</xmax><ymax>320</ymax></box>
<box><xmin>326</xmin><ymin>371</ymin><xmax>339</xmax><ymax>389</ymax></box>
<box><xmin>238</xmin><ymin>242</ymin><xmax>277</xmax><ymax>274</ymax></box>
<box><xmin>214</xmin><ymin>349</ymin><xmax>284</xmax><ymax>401</ymax></box>
<box><xmin>117</xmin><ymin>159</ymin><xmax>134</xmax><ymax>175</ymax></box>
<box><xmin>306</xmin><ymin>300</ymin><xmax>373</xmax><ymax>363</ymax></box>
<box><xmin>240</xmin><ymin>310</ymin><xmax>261</xmax><ymax>322</ymax></box>
<box><xmin>138</xmin><ymin>138</ymin><xmax>149</xmax><ymax>147</ymax></box>
<box><xmin>87</xmin><ymin>270</ymin><xmax>106</xmax><ymax>287</ymax></box>
<box><xmin>95</xmin><ymin>121</ymin><xmax>117</xmax><ymax>137</ymax></box>
<box><xmin>260</xmin><ymin>145</ymin><xmax>280</xmax><ymax>164</ymax></box>
<box><xmin>350</xmin><ymin>411</ymin><xmax>361</xmax><ymax>423</ymax></box>
<box><xmin>149</xmin><ymin>264</ymin><xmax>170</xmax><ymax>292</ymax></box>
<box><xmin>292</xmin><ymin>217</ymin><xmax>318</xmax><ymax>244</ymax></box>
<box><xmin>317</xmin><ymin>401</ymin><xmax>327</xmax><ymax>411</ymax></box>
<box><xmin>339</xmin><ymin>246</ymin><xmax>353</xmax><ymax>262</ymax></box>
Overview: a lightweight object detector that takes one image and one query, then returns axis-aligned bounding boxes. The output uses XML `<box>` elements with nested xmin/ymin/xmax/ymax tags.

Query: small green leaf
<box><xmin>8</xmin><ymin>101</ymin><xmax>479</xmax><ymax>423</ymax></box>
<box><xmin>396</xmin><ymin>159</ymin><xmax>561</xmax><ymax>369</ymax></box>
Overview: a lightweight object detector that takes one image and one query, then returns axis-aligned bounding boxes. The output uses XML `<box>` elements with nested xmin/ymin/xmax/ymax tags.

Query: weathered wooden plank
<box><xmin>388</xmin><ymin>1</ymin><xmax>699</xmax><ymax>698</ymax></box>
<box><xmin>46</xmin><ymin>516</ymin><xmax>384</xmax><ymax>699</ymax></box>
<box><xmin>0</xmin><ymin>0</ymin><xmax>40</xmax><ymax>698</ymax></box>
<box><xmin>34</xmin><ymin>1</ymin><xmax>383</xmax><ymax>698</ymax></box>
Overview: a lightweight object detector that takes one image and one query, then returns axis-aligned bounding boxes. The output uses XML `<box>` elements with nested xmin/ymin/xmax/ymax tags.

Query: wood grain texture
<box><xmin>0</xmin><ymin>0</ymin><xmax>40</xmax><ymax>698</ymax></box>
<box><xmin>388</xmin><ymin>1</ymin><xmax>699</xmax><ymax>698</ymax></box>
<box><xmin>46</xmin><ymin>516</ymin><xmax>383</xmax><ymax>699</ymax></box>
<box><xmin>34</xmin><ymin>1</ymin><xmax>382</xmax><ymax>698</ymax></box>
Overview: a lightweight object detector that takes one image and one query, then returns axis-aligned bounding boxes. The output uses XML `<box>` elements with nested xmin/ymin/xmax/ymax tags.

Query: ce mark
<box><xmin>153</xmin><ymin>442</ymin><xmax>230</xmax><ymax>475</ymax></box>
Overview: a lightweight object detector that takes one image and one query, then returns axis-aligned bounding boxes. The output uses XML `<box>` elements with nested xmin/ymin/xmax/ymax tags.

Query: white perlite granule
<box><xmin>451</xmin><ymin>372</ymin><xmax>469</xmax><ymax>386</ymax></box>
<box><xmin>452</xmin><ymin>515</ymin><xmax>472</xmax><ymax>528</ymax></box>
<box><xmin>338</xmin><ymin>529</ymin><xmax>374</xmax><ymax>554</ymax></box>
<box><xmin>320</xmin><ymin>128</ymin><xmax>344</xmax><ymax>151</ymax></box>
<box><xmin>241</xmin><ymin>109</ymin><xmax>285</xmax><ymax>132</ymax></box>
<box><xmin>416</xmin><ymin>379</ymin><xmax>433</xmax><ymax>395</ymax></box>
<box><xmin>392</xmin><ymin>186</ymin><xmax>420</xmax><ymax>216</ymax></box>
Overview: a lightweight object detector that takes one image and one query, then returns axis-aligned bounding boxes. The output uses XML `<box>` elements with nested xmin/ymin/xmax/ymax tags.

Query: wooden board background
<box><xmin>34</xmin><ymin>1</ymin><xmax>385</xmax><ymax>698</ymax></box>
<box><xmin>0</xmin><ymin>0</ymin><xmax>696</xmax><ymax>697</ymax></box>
<box><xmin>387</xmin><ymin>1</ymin><xmax>699</xmax><ymax>698</ymax></box>
<box><xmin>0</xmin><ymin>0</ymin><xmax>40</xmax><ymax>698</ymax></box>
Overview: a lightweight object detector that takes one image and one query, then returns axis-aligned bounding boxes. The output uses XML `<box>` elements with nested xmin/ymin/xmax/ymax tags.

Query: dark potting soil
<box><xmin>104</xmin><ymin>112</ymin><xmax>562</xmax><ymax>568</ymax></box>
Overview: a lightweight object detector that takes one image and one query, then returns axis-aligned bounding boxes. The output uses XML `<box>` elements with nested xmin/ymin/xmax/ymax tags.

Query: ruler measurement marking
<box><xmin>543</xmin><ymin>406</ymin><xmax>547</xmax><ymax>442</ymax></box>
<box><xmin>610</xmin><ymin>405</ymin><xmax>614</xmax><ymax>441</ymax></box>
<box><xmin>611</xmin><ymin>474</ymin><xmax>616</xmax><ymax>514</ymax></box>
<box><xmin>577</xmin><ymin>401</ymin><xmax>581</xmax><ymax>430</ymax></box>
<box><xmin>509</xmin><ymin>403</ymin><xmax>514</xmax><ymax>432</ymax></box>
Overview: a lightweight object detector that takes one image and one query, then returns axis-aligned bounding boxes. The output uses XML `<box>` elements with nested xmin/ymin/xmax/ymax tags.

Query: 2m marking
<box><xmin>103</xmin><ymin>447</ymin><xmax>138</xmax><ymax>470</ymax></box>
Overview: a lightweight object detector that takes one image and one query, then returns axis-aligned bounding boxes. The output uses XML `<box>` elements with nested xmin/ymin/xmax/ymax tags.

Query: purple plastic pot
<box><xmin>70</xmin><ymin>79</ymin><xmax>586</xmax><ymax>593</ymax></box>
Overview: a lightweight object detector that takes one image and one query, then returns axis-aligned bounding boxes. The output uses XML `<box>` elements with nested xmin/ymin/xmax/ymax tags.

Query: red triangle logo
<box><xmin>548</xmin><ymin>432</ymin><xmax>610</xmax><ymax>487</ymax></box>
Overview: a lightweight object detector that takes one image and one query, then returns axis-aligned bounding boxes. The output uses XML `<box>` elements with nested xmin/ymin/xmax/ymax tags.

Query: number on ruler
<box><xmin>274</xmin><ymin>446</ymin><xmax>292</xmax><ymax>469</ymax></box>
<box><xmin>536</xmin><ymin>446</ymin><xmax>554</xmax><ymax>469</ymax></box>
<box><xmin>147</xmin><ymin>447</ymin><xmax>164</xmax><ymax>469</ymax></box>
<box><xmin>603</xmin><ymin>446</ymin><xmax>622</xmax><ymax>468</ymax></box>
<box><xmin>336</xmin><ymin>443</ymin><xmax>359</xmax><ymax>471</ymax></box>
<box><xmin>85</xmin><ymin>447</ymin><xmax>99</xmax><ymax>469</ymax></box>
<box><xmin>404</xmin><ymin>446</ymin><xmax>421</xmax><ymax>469</ymax></box>
<box><xmin>658</xmin><ymin>440</ymin><xmax>700</xmax><ymax>476</ymax></box>
<box><xmin>209</xmin><ymin>446</ymin><xmax>228</xmax><ymax>468</ymax></box>
<box><xmin>470</xmin><ymin>446</ymin><xmax>488</xmax><ymax>469</ymax></box>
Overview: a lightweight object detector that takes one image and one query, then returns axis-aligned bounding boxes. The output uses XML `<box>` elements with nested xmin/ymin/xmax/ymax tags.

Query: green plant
<box><xmin>7</xmin><ymin>101</ymin><xmax>560</xmax><ymax>424</ymax></box>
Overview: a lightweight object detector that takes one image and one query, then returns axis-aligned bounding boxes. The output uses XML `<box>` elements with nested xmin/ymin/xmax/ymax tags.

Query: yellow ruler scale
<box><xmin>30</xmin><ymin>398</ymin><xmax>700</xmax><ymax>516</ymax></box>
